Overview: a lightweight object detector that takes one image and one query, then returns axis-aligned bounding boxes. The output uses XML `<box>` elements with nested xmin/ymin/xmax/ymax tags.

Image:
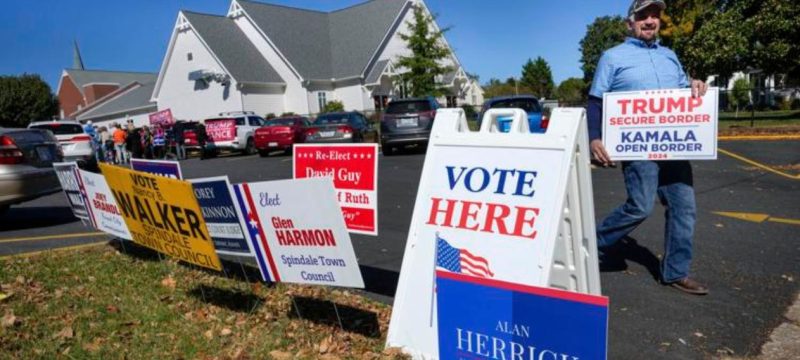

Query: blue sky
<box><xmin>1</xmin><ymin>0</ymin><xmax>634</xmax><ymax>92</ymax></box>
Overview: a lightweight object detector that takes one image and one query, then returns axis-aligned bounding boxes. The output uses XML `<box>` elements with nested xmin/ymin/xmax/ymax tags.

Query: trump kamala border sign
<box><xmin>603</xmin><ymin>88</ymin><xmax>718</xmax><ymax>161</ymax></box>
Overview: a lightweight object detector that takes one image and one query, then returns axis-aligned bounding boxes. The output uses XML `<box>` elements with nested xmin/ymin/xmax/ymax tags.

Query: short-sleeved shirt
<box><xmin>113</xmin><ymin>128</ymin><xmax>127</xmax><ymax>144</ymax></box>
<box><xmin>589</xmin><ymin>37</ymin><xmax>689</xmax><ymax>98</ymax></box>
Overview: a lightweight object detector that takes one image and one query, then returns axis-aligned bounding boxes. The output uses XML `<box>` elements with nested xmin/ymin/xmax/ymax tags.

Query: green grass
<box><xmin>718</xmin><ymin>119</ymin><xmax>800</xmax><ymax>130</ymax></box>
<box><xmin>0</xmin><ymin>242</ymin><xmax>401</xmax><ymax>359</ymax></box>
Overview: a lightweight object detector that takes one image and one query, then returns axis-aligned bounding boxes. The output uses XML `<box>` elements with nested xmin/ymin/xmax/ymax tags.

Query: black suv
<box><xmin>379</xmin><ymin>97</ymin><xmax>440</xmax><ymax>155</ymax></box>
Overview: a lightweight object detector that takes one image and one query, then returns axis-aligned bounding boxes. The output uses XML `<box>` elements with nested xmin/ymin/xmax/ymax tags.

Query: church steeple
<box><xmin>72</xmin><ymin>39</ymin><xmax>85</xmax><ymax>70</ymax></box>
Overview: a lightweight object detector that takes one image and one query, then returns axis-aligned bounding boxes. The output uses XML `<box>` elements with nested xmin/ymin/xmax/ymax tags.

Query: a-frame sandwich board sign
<box><xmin>386</xmin><ymin>107</ymin><xmax>603</xmax><ymax>359</ymax></box>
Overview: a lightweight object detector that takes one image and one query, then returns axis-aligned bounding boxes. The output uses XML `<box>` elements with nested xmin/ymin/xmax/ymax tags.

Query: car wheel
<box><xmin>284</xmin><ymin>146</ymin><xmax>293</xmax><ymax>155</ymax></box>
<box><xmin>243</xmin><ymin>138</ymin><xmax>256</xmax><ymax>155</ymax></box>
<box><xmin>258</xmin><ymin>149</ymin><xmax>269</xmax><ymax>157</ymax></box>
<box><xmin>0</xmin><ymin>204</ymin><xmax>9</xmax><ymax>215</ymax></box>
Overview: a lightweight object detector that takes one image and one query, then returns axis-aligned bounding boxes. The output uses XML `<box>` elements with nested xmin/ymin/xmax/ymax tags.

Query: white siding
<box><xmin>334</xmin><ymin>84</ymin><xmax>366</xmax><ymax>111</ymax></box>
<box><xmin>91</xmin><ymin>112</ymin><xmax>151</xmax><ymax>130</ymax></box>
<box><xmin>157</xmin><ymin>27</ymin><xmax>243</xmax><ymax>121</ymax></box>
<box><xmin>233</xmin><ymin>15</ymin><xmax>308</xmax><ymax>115</ymax></box>
<box><xmin>241</xmin><ymin>86</ymin><xmax>285</xmax><ymax>116</ymax></box>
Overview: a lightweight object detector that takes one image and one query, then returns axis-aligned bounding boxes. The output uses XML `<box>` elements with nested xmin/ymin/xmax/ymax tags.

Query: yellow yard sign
<box><xmin>100</xmin><ymin>164</ymin><xmax>221</xmax><ymax>271</ymax></box>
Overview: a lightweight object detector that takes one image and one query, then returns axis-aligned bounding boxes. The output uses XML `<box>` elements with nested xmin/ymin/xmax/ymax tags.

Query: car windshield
<box><xmin>30</xmin><ymin>123</ymin><xmax>84</xmax><ymax>135</ymax></box>
<box><xmin>314</xmin><ymin>115</ymin><xmax>351</xmax><ymax>125</ymax></box>
<box><xmin>386</xmin><ymin>101</ymin><xmax>431</xmax><ymax>114</ymax></box>
<box><xmin>266</xmin><ymin>118</ymin><xmax>298</xmax><ymax>126</ymax></box>
<box><xmin>489</xmin><ymin>99</ymin><xmax>542</xmax><ymax>113</ymax></box>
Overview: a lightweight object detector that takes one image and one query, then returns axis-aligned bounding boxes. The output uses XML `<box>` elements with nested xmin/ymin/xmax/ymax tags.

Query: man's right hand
<box><xmin>590</xmin><ymin>139</ymin><xmax>615</xmax><ymax>167</ymax></box>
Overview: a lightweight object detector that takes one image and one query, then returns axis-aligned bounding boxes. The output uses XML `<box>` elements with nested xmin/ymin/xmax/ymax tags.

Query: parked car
<box><xmin>202</xmin><ymin>112</ymin><xmax>265</xmax><ymax>157</ymax></box>
<box><xmin>255</xmin><ymin>116</ymin><xmax>310</xmax><ymax>156</ymax></box>
<box><xmin>477</xmin><ymin>95</ymin><xmax>548</xmax><ymax>133</ymax></box>
<box><xmin>0</xmin><ymin>127</ymin><xmax>63</xmax><ymax>214</ymax></box>
<box><xmin>379</xmin><ymin>97</ymin><xmax>440</xmax><ymax>155</ymax></box>
<box><xmin>304</xmin><ymin>112</ymin><xmax>377</xmax><ymax>144</ymax></box>
<box><xmin>28</xmin><ymin>120</ymin><xmax>96</xmax><ymax>169</ymax></box>
<box><xmin>170</xmin><ymin>120</ymin><xmax>201</xmax><ymax>153</ymax></box>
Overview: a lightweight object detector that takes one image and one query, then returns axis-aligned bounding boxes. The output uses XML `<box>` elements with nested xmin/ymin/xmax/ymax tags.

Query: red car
<box><xmin>254</xmin><ymin>116</ymin><xmax>311</xmax><ymax>156</ymax></box>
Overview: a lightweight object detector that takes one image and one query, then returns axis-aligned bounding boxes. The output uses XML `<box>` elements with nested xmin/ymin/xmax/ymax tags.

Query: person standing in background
<box><xmin>112</xmin><ymin>124</ymin><xmax>128</xmax><ymax>164</ymax></box>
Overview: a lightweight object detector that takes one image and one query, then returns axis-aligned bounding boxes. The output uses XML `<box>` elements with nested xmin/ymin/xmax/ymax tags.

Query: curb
<box><xmin>719</xmin><ymin>135</ymin><xmax>800</xmax><ymax>141</ymax></box>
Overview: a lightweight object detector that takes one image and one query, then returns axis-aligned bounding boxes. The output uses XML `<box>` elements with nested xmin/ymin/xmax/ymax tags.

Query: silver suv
<box><xmin>202</xmin><ymin>111</ymin><xmax>264</xmax><ymax>156</ymax></box>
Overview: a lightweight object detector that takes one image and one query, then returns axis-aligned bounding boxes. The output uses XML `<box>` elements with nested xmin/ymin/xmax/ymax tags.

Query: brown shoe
<box><xmin>668</xmin><ymin>277</ymin><xmax>709</xmax><ymax>295</ymax></box>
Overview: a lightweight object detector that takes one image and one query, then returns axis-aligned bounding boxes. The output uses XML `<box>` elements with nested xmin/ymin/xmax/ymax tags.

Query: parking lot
<box><xmin>1</xmin><ymin>139</ymin><xmax>798</xmax><ymax>359</ymax></box>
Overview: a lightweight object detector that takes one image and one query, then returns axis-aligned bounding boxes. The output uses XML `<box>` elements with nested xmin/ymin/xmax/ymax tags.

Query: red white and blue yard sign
<box><xmin>190</xmin><ymin>176</ymin><xmax>254</xmax><ymax>257</ymax></box>
<box><xmin>53</xmin><ymin>162</ymin><xmax>90</xmax><ymax>221</ymax></box>
<box><xmin>78</xmin><ymin>169</ymin><xmax>132</xmax><ymax>240</ymax></box>
<box><xmin>293</xmin><ymin>144</ymin><xmax>379</xmax><ymax>236</ymax></box>
<box><xmin>603</xmin><ymin>87</ymin><xmax>719</xmax><ymax>161</ymax></box>
<box><xmin>231</xmin><ymin>177</ymin><xmax>364</xmax><ymax>288</ymax></box>
<box><xmin>130</xmin><ymin>159</ymin><xmax>183</xmax><ymax>179</ymax></box>
<box><xmin>388</xmin><ymin>108</ymin><xmax>602</xmax><ymax>359</ymax></box>
<box><xmin>436</xmin><ymin>271</ymin><xmax>608</xmax><ymax>360</ymax></box>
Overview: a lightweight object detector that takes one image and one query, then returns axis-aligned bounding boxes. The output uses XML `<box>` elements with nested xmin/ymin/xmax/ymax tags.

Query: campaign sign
<box><xmin>293</xmin><ymin>144</ymin><xmax>379</xmax><ymax>235</ymax></box>
<box><xmin>231</xmin><ymin>177</ymin><xmax>364</xmax><ymax>288</ymax></box>
<box><xmin>53</xmin><ymin>162</ymin><xmax>90</xmax><ymax>221</ymax></box>
<box><xmin>130</xmin><ymin>159</ymin><xmax>183</xmax><ymax>179</ymax></box>
<box><xmin>206</xmin><ymin>119</ymin><xmax>236</xmax><ymax>142</ymax></box>
<box><xmin>100</xmin><ymin>163</ymin><xmax>222</xmax><ymax>271</ymax></box>
<box><xmin>190</xmin><ymin>176</ymin><xmax>253</xmax><ymax>256</ymax></box>
<box><xmin>149</xmin><ymin>109</ymin><xmax>174</xmax><ymax>127</ymax></box>
<box><xmin>436</xmin><ymin>271</ymin><xmax>608</xmax><ymax>360</ymax></box>
<box><xmin>603</xmin><ymin>88</ymin><xmax>719</xmax><ymax>161</ymax></box>
<box><xmin>79</xmin><ymin>169</ymin><xmax>132</xmax><ymax>240</ymax></box>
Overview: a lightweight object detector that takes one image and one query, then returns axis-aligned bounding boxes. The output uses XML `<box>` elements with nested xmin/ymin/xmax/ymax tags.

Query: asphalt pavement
<box><xmin>0</xmin><ymin>141</ymin><xmax>798</xmax><ymax>359</ymax></box>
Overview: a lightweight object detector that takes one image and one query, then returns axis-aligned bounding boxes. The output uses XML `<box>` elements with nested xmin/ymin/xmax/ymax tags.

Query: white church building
<box><xmin>151</xmin><ymin>0</ymin><xmax>484</xmax><ymax>121</ymax></box>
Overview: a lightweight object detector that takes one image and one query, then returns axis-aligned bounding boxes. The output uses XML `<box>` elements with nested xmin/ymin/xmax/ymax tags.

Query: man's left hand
<box><xmin>691</xmin><ymin>79</ymin><xmax>708</xmax><ymax>98</ymax></box>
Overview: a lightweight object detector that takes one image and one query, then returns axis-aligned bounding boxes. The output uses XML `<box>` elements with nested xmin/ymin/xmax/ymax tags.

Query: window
<box><xmin>248</xmin><ymin>116</ymin><xmax>263</xmax><ymax>126</ymax></box>
<box><xmin>317</xmin><ymin>92</ymin><xmax>327</xmax><ymax>111</ymax></box>
<box><xmin>373</xmin><ymin>95</ymin><xmax>389</xmax><ymax>110</ymax></box>
<box><xmin>187</xmin><ymin>52</ymin><xmax>193</xmax><ymax>61</ymax></box>
<box><xmin>446</xmin><ymin>96</ymin><xmax>457</xmax><ymax>108</ymax></box>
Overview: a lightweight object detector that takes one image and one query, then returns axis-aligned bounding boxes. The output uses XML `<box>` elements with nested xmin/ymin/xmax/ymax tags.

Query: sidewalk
<box><xmin>722</xmin><ymin>292</ymin><xmax>800</xmax><ymax>360</ymax></box>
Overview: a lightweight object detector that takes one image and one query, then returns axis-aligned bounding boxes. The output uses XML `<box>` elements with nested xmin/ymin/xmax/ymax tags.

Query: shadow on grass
<box><xmin>288</xmin><ymin>295</ymin><xmax>382</xmax><ymax>338</ymax></box>
<box><xmin>111</xmin><ymin>239</ymin><xmax>267</xmax><ymax>284</ymax></box>
<box><xmin>188</xmin><ymin>284</ymin><xmax>264</xmax><ymax>313</ymax></box>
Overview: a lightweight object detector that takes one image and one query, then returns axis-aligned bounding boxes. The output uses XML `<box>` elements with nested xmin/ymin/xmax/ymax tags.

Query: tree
<box><xmin>555</xmin><ymin>78</ymin><xmax>588</xmax><ymax>105</ymax></box>
<box><xmin>748</xmin><ymin>0</ymin><xmax>800</xmax><ymax>77</ymax></box>
<box><xmin>579</xmin><ymin>16</ymin><xmax>627</xmax><ymax>82</ymax></box>
<box><xmin>660</xmin><ymin>0</ymin><xmax>716</xmax><ymax>62</ymax></box>
<box><xmin>520</xmin><ymin>57</ymin><xmax>554</xmax><ymax>99</ymax></box>
<box><xmin>321</xmin><ymin>100</ymin><xmax>344</xmax><ymax>113</ymax></box>
<box><xmin>394</xmin><ymin>4</ymin><xmax>453</xmax><ymax>97</ymax></box>
<box><xmin>682</xmin><ymin>4</ymin><xmax>749</xmax><ymax>79</ymax></box>
<box><xmin>482</xmin><ymin>78</ymin><xmax>533</xmax><ymax>99</ymax></box>
<box><xmin>729</xmin><ymin>78</ymin><xmax>751</xmax><ymax>117</ymax></box>
<box><xmin>0</xmin><ymin>74</ymin><xmax>58</xmax><ymax>128</ymax></box>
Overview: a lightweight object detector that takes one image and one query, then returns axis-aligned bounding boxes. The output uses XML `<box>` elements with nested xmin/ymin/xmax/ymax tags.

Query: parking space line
<box><xmin>718</xmin><ymin>148</ymin><xmax>800</xmax><ymax>180</ymax></box>
<box><xmin>227</xmin><ymin>155</ymin><xmax>258</xmax><ymax>162</ymax></box>
<box><xmin>0</xmin><ymin>241</ymin><xmax>107</xmax><ymax>260</ymax></box>
<box><xmin>0</xmin><ymin>231</ymin><xmax>107</xmax><ymax>244</ymax></box>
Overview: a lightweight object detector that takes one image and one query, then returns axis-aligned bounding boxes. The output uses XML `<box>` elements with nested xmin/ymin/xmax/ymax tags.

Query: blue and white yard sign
<box><xmin>436</xmin><ymin>271</ymin><xmax>608</xmax><ymax>360</ymax></box>
<box><xmin>130</xmin><ymin>159</ymin><xmax>183</xmax><ymax>179</ymax></box>
<box><xmin>603</xmin><ymin>88</ymin><xmax>719</xmax><ymax>161</ymax></box>
<box><xmin>190</xmin><ymin>176</ymin><xmax>253</xmax><ymax>257</ymax></box>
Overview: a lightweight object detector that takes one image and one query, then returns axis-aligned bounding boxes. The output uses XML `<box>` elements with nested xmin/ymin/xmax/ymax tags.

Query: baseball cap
<box><xmin>629</xmin><ymin>0</ymin><xmax>666</xmax><ymax>17</ymax></box>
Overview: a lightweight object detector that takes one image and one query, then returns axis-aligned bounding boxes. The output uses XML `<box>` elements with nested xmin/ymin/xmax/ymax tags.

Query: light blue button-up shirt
<box><xmin>589</xmin><ymin>37</ymin><xmax>689</xmax><ymax>98</ymax></box>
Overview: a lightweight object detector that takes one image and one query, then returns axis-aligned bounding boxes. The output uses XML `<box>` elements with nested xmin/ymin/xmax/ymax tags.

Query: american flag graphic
<box><xmin>232</xmin><ymin>184</ymin><xmax>276</xmax><ymax>282</ymax></box>
<box><xmin>436</xmin><ymin>235</ymin><xmax>494</xmax><ymax>278</ymax></box>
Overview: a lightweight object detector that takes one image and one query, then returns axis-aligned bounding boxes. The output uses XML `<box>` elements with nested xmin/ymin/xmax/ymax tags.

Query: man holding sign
<box><xmin>587</xmin><ymin>0</ymin><xmax>709</xmax><ymax>295</ymax></box>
